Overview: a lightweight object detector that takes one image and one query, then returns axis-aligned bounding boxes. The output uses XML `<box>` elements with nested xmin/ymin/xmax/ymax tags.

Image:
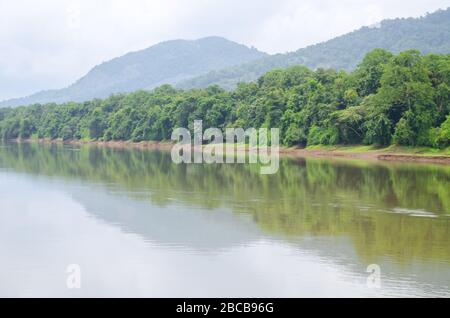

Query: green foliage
<box><xmin>354</xmin><ymin>49</ymin><xmax>394</xmax><ymax>96</ymax></box>
<box><xmin>0</xmin><ymin>50</ymin><xmax>449</xmax><ymax>149</ymax></box>
<box><xmin>307</xmin><ymin>126</ymin><xmax>339</xmax><ymax>146</ymax></box>
<box><xmin>394</xmin><ymin>115</ymin><xmax>415</xmax><ymax>146</ymax></box>
<box><xmin>434</xmin><ymin>115</ymin><xmax>450</xmax><ymax>147</ymax></box>
<box><xmin>178</xmin><ymin>9</ymin><xmax>450</xmax><ymax>90</ymax></box>
<box><xmin>332</xmin><ymin>106</ymin><xmax>366</xmax><ymax>144</ymax></box>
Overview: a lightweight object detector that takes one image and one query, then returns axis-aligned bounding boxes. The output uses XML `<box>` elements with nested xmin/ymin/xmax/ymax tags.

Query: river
<box><xmin>0</xmin><ymin>142</ymin><xmax>449</xmax><ymax>297</ymax></box>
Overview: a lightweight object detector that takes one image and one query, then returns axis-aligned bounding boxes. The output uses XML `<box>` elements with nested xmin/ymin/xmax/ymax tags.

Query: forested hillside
<box><xmin>1</xmin><ymin>50</ymin><xmax>449</xmax><ymax>148</ymax></box>
<box><xmin>0</xmin><ymin>37</ymin><xmax>266</xmax><ymax>107</ymax></box>
<box><xmin>178</xmin><ymin>8</ymin><xmax>450</xmax><ymax>90</ymax></box>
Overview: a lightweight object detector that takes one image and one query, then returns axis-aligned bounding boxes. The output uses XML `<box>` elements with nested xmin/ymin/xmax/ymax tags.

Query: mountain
<box><xmin>3</xmin><ymin>8</ymin><xmax>450</xmax><ymax>107</ymax></box>
<box><xmin>0</xmin><ymin>36</ymin><xmax>267</xmax><ymax>107</ymax></box>
<box><xmin>178</xmin><ymin>8</ymin><xmax>450</xmax><ymax>90</ymax></box>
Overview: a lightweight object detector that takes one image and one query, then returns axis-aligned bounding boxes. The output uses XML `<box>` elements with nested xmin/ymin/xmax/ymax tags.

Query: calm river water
<box><xmin>0</xmin><ymin>142</ymin><xmax>449</xmax><ymax>297</ymax></box>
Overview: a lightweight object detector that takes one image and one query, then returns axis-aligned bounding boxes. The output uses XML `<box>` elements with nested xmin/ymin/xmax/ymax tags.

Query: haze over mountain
<box><xmin>178</xmin><ymin>8</ymin><xmax>450</xmax><ymax>90</ymax></box>
<box><xmin>0</xmin><ymin>37</ymin><xmax>266</xmax><ymax>107</ymax></box>
<box><xmin>2</xmin><ymin>7</ymin><xmax>450</xmax><ymax>107</ymax></box>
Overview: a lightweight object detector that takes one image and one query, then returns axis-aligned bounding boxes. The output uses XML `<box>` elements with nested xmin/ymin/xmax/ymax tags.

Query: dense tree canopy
<box><xmin>1</xmin><ymin>50</ymin><xmax>449</xmax><ymax>148</ymax></box>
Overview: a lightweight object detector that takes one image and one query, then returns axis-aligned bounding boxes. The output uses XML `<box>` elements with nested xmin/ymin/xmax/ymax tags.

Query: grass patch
<box><xmin>306</xmin><ymin>144</ymin><xmax>450</xmax><ymax>156</ymax></box>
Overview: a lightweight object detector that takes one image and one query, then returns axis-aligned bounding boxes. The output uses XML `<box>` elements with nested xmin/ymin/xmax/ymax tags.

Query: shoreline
<box><xmin>8</xmin><ymin>138</ymin><xmax>450</xmax><ymax>165</ymax></box>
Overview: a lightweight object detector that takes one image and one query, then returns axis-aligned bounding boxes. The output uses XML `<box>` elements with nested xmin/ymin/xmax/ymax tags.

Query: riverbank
<box><xmin>283</xmin><ymin>145</ymin><xmax>450</xmax><ymax>164</ymax></box>
<box><xmin>9</xmin><ymin>139</ymin><xmax>450</xmax><ymax>165</ymax></box>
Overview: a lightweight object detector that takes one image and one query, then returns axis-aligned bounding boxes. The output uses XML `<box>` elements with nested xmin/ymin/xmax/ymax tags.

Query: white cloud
<box><xmin>0</xmin><ymin>0</ymin><xmax>449</xmax><ymax>100</ymax></box>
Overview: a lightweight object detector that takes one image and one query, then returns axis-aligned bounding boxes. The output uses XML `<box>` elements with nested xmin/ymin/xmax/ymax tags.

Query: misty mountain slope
<box><xmin>178</xmin><ymin>8</ymin><xmax>450</xmax><ymax>90</ymax></box>
<box><xmin>3</xmin><ymin>8</ymin><xmax>450</xmax><ymax>107</ymax></box>
<box><xmin>0</xmin><ymin>37</ymin><xmax>267</xmax><ymax>107</ymax></box>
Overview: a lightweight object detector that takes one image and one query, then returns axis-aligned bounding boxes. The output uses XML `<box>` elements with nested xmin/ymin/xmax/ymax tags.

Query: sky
<box><xmin>1</xmin><ymin>0</ymin><xmax>450</xmax><ymax>101</ymax></box>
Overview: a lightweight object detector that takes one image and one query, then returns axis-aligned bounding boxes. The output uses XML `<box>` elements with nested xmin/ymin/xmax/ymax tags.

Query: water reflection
<box><xmin>0</xmin><ymin>142</ymin><xmax>449</xmax><ymax>297</ymax></box>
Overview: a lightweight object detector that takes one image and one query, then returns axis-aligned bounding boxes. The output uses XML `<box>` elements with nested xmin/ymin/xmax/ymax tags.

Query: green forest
<box><xmin>1</xmin><ymin>49</ymin><xmax>450</xmax><ymax>148</ymax></box>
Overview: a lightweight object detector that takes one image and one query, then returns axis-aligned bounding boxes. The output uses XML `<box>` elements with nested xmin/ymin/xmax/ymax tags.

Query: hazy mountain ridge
<box><xmin>0</xmin><ymin>36</ymin><xmax>267</xmax><ymax>107</ymax></box>
<box><xmin>177</xmin><ymin>8</ymin><xmax>450</xmax><ymax>90</ymax></box>
<box><xmin>2</xmin><ymin>8</ymin><xmax>450</xmax><ymax>107</ymax></box>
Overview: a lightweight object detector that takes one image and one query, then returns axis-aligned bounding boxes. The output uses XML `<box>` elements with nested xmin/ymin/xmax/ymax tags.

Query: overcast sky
<box><xmin>1</xmin><ymin>0</ymin><xmax>450</xmax><ymax>101</ymax></box>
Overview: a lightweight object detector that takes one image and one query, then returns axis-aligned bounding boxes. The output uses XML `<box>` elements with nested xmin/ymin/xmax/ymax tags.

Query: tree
<box><xmin>19</xmin><ymin>118</ymin><xmax>34</xmax><ymax>138</ymax></box>
<box><xmin>354</xmin><ymin>49</ymin><xmax>393</xmax><ymax>96</ymax></box>
<box><xmin>435</xmin><ymin>115</ymin><xmax>450</xmax><ymax>148</ymax></box>
<box><xmin>88</xmin><ymin>109</ymin><xmax>106</xmax><ymax>140</ymax></box>
<box><xmin>394</xmin><ymin>115</ymin><xmax>415</xmax><ymax>146</ymax></box>
<box><xmin>332</xmin><ymin>106</ymin><xmax>365</xmax><ymax>144</ymax></box>
<box><xmin>0</xmin><ymin>50</ymin><xmax>448</xmax><ymax>150</ymax></box>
